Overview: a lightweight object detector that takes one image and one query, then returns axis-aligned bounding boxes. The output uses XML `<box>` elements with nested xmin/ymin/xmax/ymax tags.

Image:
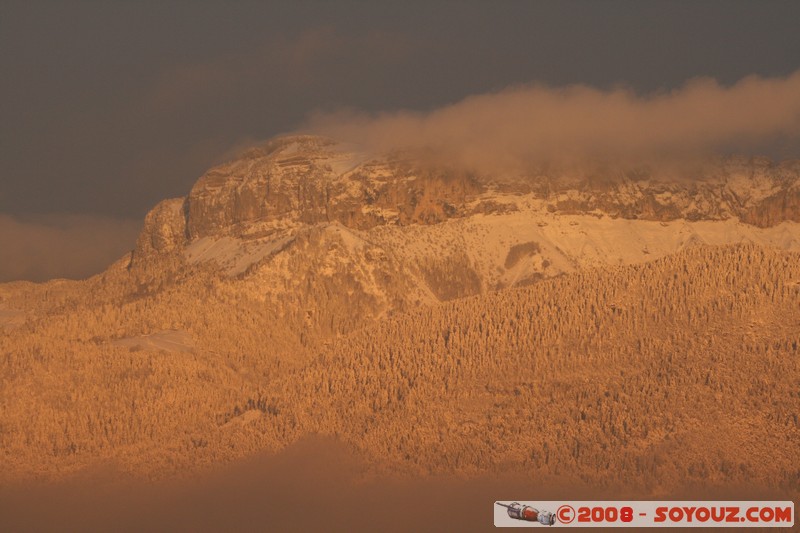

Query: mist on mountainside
<box><xmin>4</xmin><ymin>70</ymin><xmax>800</xmax><ymax>283</ymax></box>
<box><xmin>306</xmin><ymin>71</ymin><xmax>800</xmax><ymax>174</ymax></box>
<box><xmin>3</xmin><ymin>434</ymin><xmax>790</xmax><ymax>533</ymax></box>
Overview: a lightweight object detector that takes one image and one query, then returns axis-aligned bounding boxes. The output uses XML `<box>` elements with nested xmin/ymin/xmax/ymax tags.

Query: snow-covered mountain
<box><xmin>125</xmin><ymin>135</ymin><xmax>800</xmax><ymax>334</ymax></box>
<box><xmin>2</xmin><ymin>134</ymin><xmax>800</xmax><ymax>488</ymax></box>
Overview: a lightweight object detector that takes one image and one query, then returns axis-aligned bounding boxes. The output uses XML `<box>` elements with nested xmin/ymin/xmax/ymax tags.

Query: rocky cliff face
<box><xmin>183</xmin><ymin>135</ymin><xmax>485</xmax><ymax>240</ymax></box>
<box><xmin>741</xmin><ymin>187</ymin><xmax>800</xmax><ymax>227</ymax></box>
<box><xmin>493</xmin><ymin>157</ymin><xmax>800</xmax><ymax>226</ymax></box>
<box><xmin>126</xmin><ymin>135</ymin><xmax>800</xmax><ymax>334</ymax></box>
<box><xmin>134</xmin><ymin>198</ymin><xmax>187</xmax><ymax>257</ymax></box>
<box><xmin>137</xmin><ymin>136</ymin><xmax>800</xmax><ymax>258</ymax></box>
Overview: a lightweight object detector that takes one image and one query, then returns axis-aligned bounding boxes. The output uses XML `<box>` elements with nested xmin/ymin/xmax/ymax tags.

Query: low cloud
<box><xmin>0</xmin><ymin>436</ymin><xmax>784</xmax><ymax>533</ymax></box>
<box><xmin>306</xmin><ymin>71</ymin><xmax>800</xmax><ymax>173</ymax></box>
<box><xmin>0</xmin><ymin>214</ymin><xmax>141</xmax><ymax>283</ymax></box>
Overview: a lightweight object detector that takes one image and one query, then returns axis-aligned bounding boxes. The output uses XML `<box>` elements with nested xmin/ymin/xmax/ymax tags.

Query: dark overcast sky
<box><xmin>1</xmin><ymin>1</ymin><xmax>799</xmax><ymax>221</ymax></box>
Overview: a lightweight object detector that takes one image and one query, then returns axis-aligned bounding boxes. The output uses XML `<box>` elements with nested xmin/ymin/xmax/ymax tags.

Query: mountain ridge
<box><xmin>132</xmin><ymin>136</ymin><xmax>800</xmax><ymax>263</ymax></box>
<box><xmin>113</xmin><ymin>135</ymin><xmax>800</xmax><ymax>343</ymax></box>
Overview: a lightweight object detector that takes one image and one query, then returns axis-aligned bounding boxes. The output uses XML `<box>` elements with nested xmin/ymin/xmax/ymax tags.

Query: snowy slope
<box><xmin>117</xmin><ymin>134</ymin><xmax>800</xmax><ymax>331</ymax></box>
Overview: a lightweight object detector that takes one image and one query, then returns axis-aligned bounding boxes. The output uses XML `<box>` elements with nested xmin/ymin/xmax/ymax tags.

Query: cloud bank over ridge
<box><xmin>306</xmin><ymin>71</ymin><xmax>800</xmax><ymax>172</ymax></box>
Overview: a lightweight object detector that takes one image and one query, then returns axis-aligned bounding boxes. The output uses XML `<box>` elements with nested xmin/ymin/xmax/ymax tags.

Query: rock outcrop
<box><xmin>183</xmin><ymin>135</ymin><xmax>484</xmax><ymax>240</ymax></box>
<box><xmin>134</xmin><ymin>136</ymin><xmax>800</xmax><ymax>259</ymax></box>
<box><xmin>124</xmin><ymin>135</ymin><xmax>800</xmax><ymax>324</ymax></box>
<box><xmin>133</xmin><ymin>198</ymin><xmax>187</xmax><ymax>258</ymax></box>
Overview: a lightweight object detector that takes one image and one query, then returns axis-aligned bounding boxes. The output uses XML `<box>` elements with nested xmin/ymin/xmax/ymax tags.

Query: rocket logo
<box><xmin>496</xmin><ymin>502</ymin><xmax>556</xmax><ymax>526</ymax></box>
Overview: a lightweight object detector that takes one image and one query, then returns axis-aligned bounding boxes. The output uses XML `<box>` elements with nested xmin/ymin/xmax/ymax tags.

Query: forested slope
<box><xmin>1</xmin><ymin>244</ymin><xmax>798</xmax><ymax>497</ymax></box>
